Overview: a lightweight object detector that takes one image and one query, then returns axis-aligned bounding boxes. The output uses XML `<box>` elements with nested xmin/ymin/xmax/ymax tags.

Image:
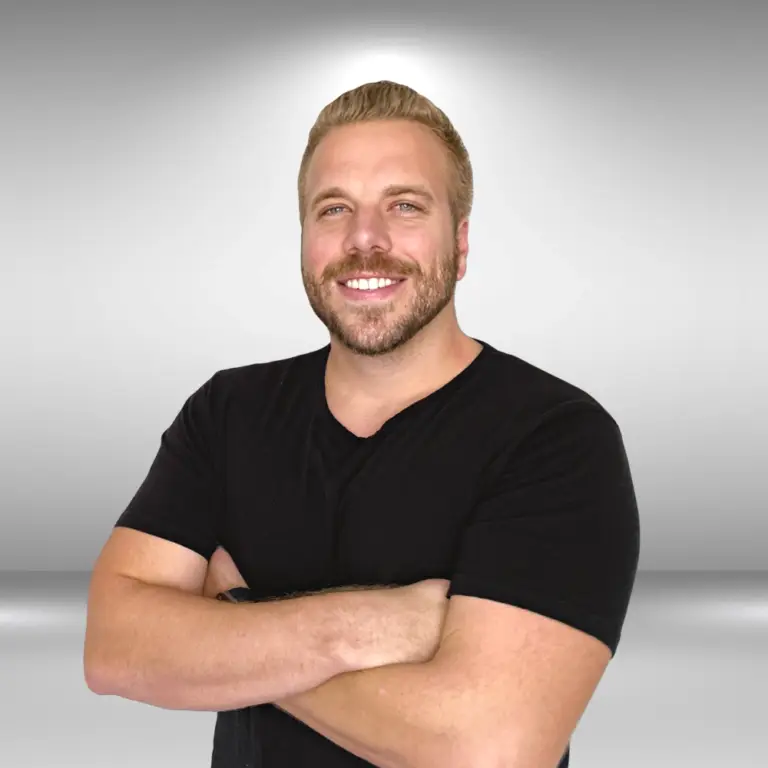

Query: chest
<box><xmin>218</xmin><ymin>414</ymin><xmax>492</xmax><ymax>600</ymax></box>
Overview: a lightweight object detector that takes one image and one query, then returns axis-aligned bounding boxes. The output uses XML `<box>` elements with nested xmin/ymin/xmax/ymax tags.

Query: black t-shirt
<box><xmin>115</xmin><ymin>339</ymin><xmax>641</xmax><ymax>768</ymax></box>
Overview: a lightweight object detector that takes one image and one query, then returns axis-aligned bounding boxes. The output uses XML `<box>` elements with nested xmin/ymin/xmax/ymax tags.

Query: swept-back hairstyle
<box><xmin>297</xmin><ymin>80</ymin><xmax>473</xmax><ymax>230</ymax></box>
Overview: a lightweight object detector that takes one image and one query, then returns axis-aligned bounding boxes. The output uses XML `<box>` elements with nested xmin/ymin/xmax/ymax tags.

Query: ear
<box><xmin>456</xmin><ymin>218</ymin><xmax>470</xmax><ymax>281</ymax></box>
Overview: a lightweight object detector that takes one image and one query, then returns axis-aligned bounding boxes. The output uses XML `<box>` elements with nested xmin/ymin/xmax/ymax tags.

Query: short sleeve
<box><xmin>114</xmin><ymin>373</ymin><xmax>222</xmax><ymax>561</ymax></box>
<box><xmin>447</xmin><ymin>402</ymin><xmax>641</xmax><ymax>657</ymax></box>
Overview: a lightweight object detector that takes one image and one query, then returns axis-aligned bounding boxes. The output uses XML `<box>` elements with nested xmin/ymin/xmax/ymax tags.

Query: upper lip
<box><xmin>337</xmin><ymin>272</ymin><xmax>407</xmax><ymax>282</ymax></box>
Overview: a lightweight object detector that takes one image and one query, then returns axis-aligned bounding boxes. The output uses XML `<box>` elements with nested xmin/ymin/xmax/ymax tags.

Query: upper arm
<box><xmin>110</xmin><ymin>373</ymin><xmax>223</xmax><ymax>562</ymax></box>
<box><xmin>432</xmin><ymin>403</ymin><xmax>640</xmax><ymax>767</ymax></box>
<box><xmin>84</xmin><ymin>528</ymin><xmax>210</xmax><ymax>687</ymax></box>
<box><xmin>89</xmin><ymin>371</ymin><xmax>223</xmax><ymax>591</ymax></box>
<box><xmin>90</xmin><ymin>526</ymin><xmax>209</xmax><ymax>594</ymax></box>
<box><xmin>85</xmin><ymin>374</ymin><xmax>223</xmax><ymax>670</ymax></box>
<box><xmin>84</xmin><ymin>527</ymin><xmax>208</xmax><ymax>664</ymax></box>
<box><xmin>102</xmin><ymin>372</ymin><xmax>223</xmax><ymax>576</ymax></box>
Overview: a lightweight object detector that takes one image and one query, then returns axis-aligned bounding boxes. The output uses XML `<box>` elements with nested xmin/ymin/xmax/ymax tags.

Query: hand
<box><xmin>203</xmin><ymin>546</ymin><xmax>248</xmax><ymax>599</ymax></box>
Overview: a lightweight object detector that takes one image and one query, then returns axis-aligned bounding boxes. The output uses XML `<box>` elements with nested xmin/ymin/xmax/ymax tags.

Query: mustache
<box><xmin>322</xmin><ymin>253</ymin><xmax>419</xmax><ymax>282</ymax></box>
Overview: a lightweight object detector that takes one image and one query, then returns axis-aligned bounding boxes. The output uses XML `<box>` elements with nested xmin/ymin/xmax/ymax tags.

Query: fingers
<box><xmin>209</xmin><ymin>546</ymin><xmax>247</xmax><ymax>589</ymax></box>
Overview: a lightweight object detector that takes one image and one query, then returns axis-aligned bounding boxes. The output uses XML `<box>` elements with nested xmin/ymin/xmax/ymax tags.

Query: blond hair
<box><xmin>297</xmin><ymin>80</ymin><xmax>473</xmax><ymax>230</ymax></box>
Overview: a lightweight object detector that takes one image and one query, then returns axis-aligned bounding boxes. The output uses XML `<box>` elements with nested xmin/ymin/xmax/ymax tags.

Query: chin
<box><xmin>339</xmin><ymin>339</ymin><xmax>402</xmax><ymax>357</ymax></box>
<box><xmin>336</xmin><ymin>323</ymin><xmax>424</xmax><ymax>357</ymax></box>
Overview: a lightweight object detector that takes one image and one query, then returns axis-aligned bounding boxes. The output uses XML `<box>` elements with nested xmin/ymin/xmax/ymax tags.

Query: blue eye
<box><xmin>320</xmin><ymin>201</ymin><xmax>421</xmax><ymax>218</ymax></box>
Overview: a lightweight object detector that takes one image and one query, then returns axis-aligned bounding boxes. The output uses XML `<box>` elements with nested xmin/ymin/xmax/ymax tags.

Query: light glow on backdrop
<box><xmin>2</xmin><ymin>6</ymin><xmax>765</xmax><ymax>570</ymax></box>
<box><xmin>324</xmin><ymin>41</ymin><xmax>442</xmax><ymax>96</ymax></box>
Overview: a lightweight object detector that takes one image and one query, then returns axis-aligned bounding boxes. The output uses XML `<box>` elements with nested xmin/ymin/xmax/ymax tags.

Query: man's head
<box><xmin>298</xmin><ymin>81</ymin><xmax>474</xmax><ymax>357</ymax></box>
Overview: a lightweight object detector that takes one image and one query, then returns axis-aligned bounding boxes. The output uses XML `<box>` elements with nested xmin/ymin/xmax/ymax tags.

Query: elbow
<box><xmin>83</xmin><ymin>633</ymin><xmax>108</xmax><ymax>693</ymax></box>
<box><xmin>433</xmin><ymin>736</ymin><xmax>564</xmax><ymax>768</ymax></box>
<box><xmin>83</xmin><ymin>638</ymin><xmax>184</xmax><ymax>708</ymax></box>
<box><xmin>84</xmin><ymin>657</ymin><xmax>115</xmax><ymax>695</ymax></box>
<box><xmin>84</xmin><ymin>666</ymin><xmax>111</xmax><ymax>695</ymax></box>
<box><xmin>83</xmin><ymin>642</ymin><xmax>119</xmax><ymax>695</ymax></box>
<box><xmin>83</xmin><ymin>626</ymin><xmax>132</xmax><ymax>697</ymax></box>
<box><xmin>415</xmin><ymin>730</ymin><xmax>511</xmax><ymax>768</ymax></box>
<box><xmin>405</xmin><ymin>732</ymin><xmax>492</xmax><ymax>768</ymax></box>
<box><xmin>84</xmin><ymin>655</ymin><xmax>157</xmax><ymax>704</ymax></box>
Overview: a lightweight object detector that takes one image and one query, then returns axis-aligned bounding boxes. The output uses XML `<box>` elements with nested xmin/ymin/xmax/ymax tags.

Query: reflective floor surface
<box><xmin>1</xmin><ymin>571</ymin><xmax>765</xmax><ymax>767</ymax></box>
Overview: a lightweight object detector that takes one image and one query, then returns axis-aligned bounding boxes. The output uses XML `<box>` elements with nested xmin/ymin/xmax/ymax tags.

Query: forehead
<box><xmin>305</xmin><ymin>119</ymin><xmax>451</xmax><ymax>202</ymax></box>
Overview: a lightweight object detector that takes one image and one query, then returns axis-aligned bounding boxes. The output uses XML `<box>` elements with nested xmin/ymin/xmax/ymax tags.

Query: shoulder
<box><xmin>477</xmin><ymin>341</ymin><xmax>619</xmax><ymax>430</ymax></box>
<box><xmin>214</xmin><ymin>345</ymin><xmax>325</xmax><ymax>391</ymax></box>
<box><xmin>467</xmin><ymin>342</ymin><xmax>625</xmax><ymax>477</ymax></box>
<box><xmin>188</xmin><ymin>345</ymin><xmax>327</xmax><ymax>417</ymax></box>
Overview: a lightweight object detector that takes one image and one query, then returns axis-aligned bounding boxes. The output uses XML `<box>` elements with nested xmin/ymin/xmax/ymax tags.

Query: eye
<box><xmin>320</xmin><ymin>205</ymin><xmax>346</xmax><ymax>217</ymax></box>
<box><xmin>394</xmin><ymin>201</ymin><xmax>421</xmax><ymax>213</ymax></box>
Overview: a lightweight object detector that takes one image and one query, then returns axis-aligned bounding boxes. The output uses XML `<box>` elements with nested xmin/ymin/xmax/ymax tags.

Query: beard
<box><xmin>301</xmin><ymin>243</ymin><xmax>460</xmax><ymax>357</ymax></box>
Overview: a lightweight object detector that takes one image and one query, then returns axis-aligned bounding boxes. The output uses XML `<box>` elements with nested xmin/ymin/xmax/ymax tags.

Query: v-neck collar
<box><xmin>314</xmin><ymin>338</ymin><xmax>494</xmax><ymax>442</ymax></box>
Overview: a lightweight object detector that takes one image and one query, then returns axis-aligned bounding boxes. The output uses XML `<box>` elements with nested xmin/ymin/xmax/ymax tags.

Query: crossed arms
<box><xmin>84</xmin><ymin>527</ymin><xmax>612</xmax><ymax>768</ymax></box>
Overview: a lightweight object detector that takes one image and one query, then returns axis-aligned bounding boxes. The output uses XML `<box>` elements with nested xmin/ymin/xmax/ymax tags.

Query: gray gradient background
<box><xmin>1</xmin><ymin>1</ymin><xmax>766</xmax><ymax>766</ymax></box>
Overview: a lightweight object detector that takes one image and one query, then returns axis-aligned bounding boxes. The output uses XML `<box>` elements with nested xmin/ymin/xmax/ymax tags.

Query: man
<box><xmin>84</xmin><ymin>80</ymin><xmax>640</xmax><ymax>768</ymax></box>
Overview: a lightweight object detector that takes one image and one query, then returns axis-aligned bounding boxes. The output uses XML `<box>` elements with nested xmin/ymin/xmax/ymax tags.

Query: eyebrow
<box><xmin>309</xmin><ymin>184</ymin><xmax>436</xmax><ymax>211</ymax></box>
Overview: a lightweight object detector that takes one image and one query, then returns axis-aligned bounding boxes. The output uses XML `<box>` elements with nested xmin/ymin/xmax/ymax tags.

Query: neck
<box><xmin>325</xmin><ymin>314</ymin><xmax>483</xmax><ymax>410</ymax></box>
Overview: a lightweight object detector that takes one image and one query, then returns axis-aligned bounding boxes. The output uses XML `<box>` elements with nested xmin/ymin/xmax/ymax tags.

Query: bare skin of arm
<box><xmin>83</xmin><ymin>527</ymin><xmax>448</xmax><ymax>712</ymax></box>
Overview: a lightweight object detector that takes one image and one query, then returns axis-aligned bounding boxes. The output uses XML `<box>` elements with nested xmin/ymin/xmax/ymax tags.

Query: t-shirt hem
<box><xmin>447</xmin><ymin>573</ymin><xmax>619</xmax><ymax>656</ymax></box>
<box><xmin>113</xmin><ymin>516</ymin><xmax>216</xmax><ymax>561</ymax></box>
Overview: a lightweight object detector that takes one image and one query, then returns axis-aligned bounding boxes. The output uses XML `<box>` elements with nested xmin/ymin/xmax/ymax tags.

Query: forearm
<box><xmin>85</xmin><ymin>574</ymin><xmax>391</xmax><ymax>711</ymax></box>
<box><xmin>274</xmin><ymin>659</ymin><xmax>469</xmax><ymax>768</ymax></box>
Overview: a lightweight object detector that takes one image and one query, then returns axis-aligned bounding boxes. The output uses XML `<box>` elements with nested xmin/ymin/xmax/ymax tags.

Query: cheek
<box><xmin>399</xmin><ymin>224</ymin><xmax>447</xmax><ymax>255</ymax></box>
<box><xmin>302</xmin><ymin>243</ymin><xmax>330</xmax><ymax>275</ymax></box>
<box><xmin>302</xmin><ymin>229</ymin><xmax>339</xmax><ymax>270</ymax></box>
<box><xmin>410</xmin><ymin>238</ymin><xmax>450</xmax><ymax>274</ymax></box>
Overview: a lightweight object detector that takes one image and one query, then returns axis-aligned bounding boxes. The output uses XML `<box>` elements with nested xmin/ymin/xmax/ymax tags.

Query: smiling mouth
<box><xmin>334</xmin><ymin>275</ymin><xmax>408</xmax><ymax>302</ymax></box>
<box><xmin>337</xmin><ymin>276</ymin><xmax>405</xmax><ymax>291</ymax></box>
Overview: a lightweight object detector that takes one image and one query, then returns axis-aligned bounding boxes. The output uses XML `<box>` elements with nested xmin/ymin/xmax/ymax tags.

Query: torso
<box><xmin>210</xmin><ymin>339</ymin><xmax>594</xmax><ymax>767</ymax></box>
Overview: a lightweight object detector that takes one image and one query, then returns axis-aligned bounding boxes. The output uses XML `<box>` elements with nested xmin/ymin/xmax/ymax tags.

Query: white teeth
<box><xmin>344</xmin><ymin>277</ymin><xmax>398</xmax><ymax>290</ymax></box>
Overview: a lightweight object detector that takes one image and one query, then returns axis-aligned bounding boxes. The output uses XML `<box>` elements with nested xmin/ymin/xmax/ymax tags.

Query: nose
<box><xmin>342</xmin><ymin>207</ymin><xmax>393</xmax><ymax>255</ymax></box>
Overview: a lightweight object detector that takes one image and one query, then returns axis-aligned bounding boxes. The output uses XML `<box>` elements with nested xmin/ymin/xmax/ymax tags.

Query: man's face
<box><xmin>300</xmin><ymin>119</ymin><xmax>468</xmax><ymax>357</ymax></box>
